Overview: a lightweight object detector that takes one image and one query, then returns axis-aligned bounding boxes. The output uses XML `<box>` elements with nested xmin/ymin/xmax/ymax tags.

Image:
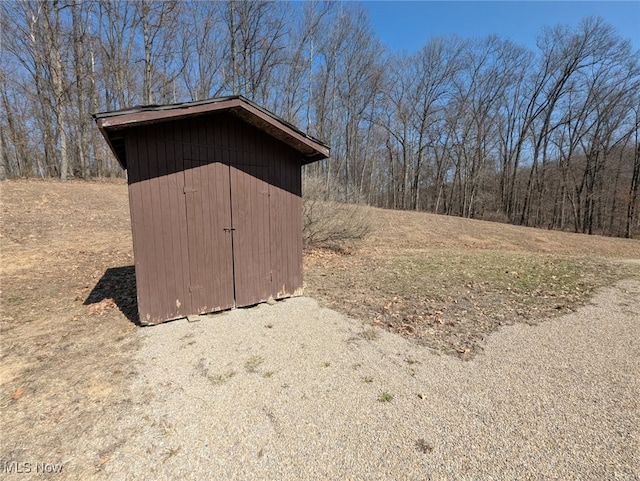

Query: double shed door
<box><xmin>131</xmin><ymin>160</ymin><xmax>271</xmax><ymax>323</ymax></box>
<box><xmin>182</xmin><ymin>154</ymin><xmax>272</xmax><ymax>315</ymax></box>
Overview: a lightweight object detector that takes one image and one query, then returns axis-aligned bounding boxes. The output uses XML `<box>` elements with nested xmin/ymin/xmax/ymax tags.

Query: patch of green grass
<box><xmin>362</xmin><ymin>375</ymin><xmax>374</xmax><ymax>383</ymax></box>
<box><xmin>321</xmin><ymin>361</ymin><xmax>331</xmax><ymax>368</ymax></box>
<box><xmin>380</xmin><ymin>252</ymin><xmax>636</xmax><ymax>325</ymax></box>
<box><xmin>5</xmin><ymin>296</ymin><xmax>25</xmax><ymax>305</ymax></box>
<box><xmin>378</xmin><ymin>391</ymin><xmax>394</xmax><ymax>402</ymax></box>
<box><xmin>415</xmin><ymin>438</ymin><xmax>433</xmax><ymax>454</ymax></box>
<box><xmin>359</xmin><ymin>327</ymin><xmax>379</xmax><ymax>341</ymax></box>
<box><xmin>263</xmin><ymin>370</ymin><xmax>275</xmax><ymax>378</ymax></box>
<box><xmin>306</xmin><ymin>241</ymin><xmax>640</xmax><ymax>358</ymax></box>
<box><xmin>208</xmin><ymin>370</ymin><xmax>236</xmax><ymax>386</ymax></box>
<box><xmin>388</xmin><ymin>252</ymin><xmax>638</xmax><ymax>303</ymax></box>
<box><xmin>163</xmin><ymin>446</ymin><xmax>181</xmax><ymax>460</ymax></box>
<box><xmin>390</xmin><ymin>252</ymin><xmax>582</xmax><ymax>296</ymax></box>
<box><xmin>245</xmin><ymin>355</ymin><xmax>264</xmax><ymax>373</ymax></box>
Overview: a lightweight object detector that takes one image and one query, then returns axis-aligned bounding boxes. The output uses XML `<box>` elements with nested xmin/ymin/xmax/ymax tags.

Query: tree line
<box><xmin>1</xmin><ymin>1</ymin><xmax>639</xmax><ymax>238</ymax></box>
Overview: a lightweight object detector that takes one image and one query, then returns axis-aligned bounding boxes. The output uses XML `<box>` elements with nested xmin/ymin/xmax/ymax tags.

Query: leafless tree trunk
<box><xmin>626</xmin><ymin>134</ymin><xmax>640</xmax><ymax>239</ymax></box>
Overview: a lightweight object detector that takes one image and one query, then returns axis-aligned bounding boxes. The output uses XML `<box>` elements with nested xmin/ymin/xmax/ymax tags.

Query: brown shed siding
<box><xmin>127</xmin><ymin>123</ymin><xmax>197</xmax><ymax>322</ymax></box>
<box><xmin>269</xmin><ymin>135</ymin><xmax>303</xmax><ymax>298</ymax></box>
<box><xmin>228</xmin><ymin>118</ymin><xmax>271</xmax><ymax>307</ymax></box>
<box><xmin>124</xmin><ymin>112</ymin><xmax>306</xmax><ymax>324</ymax></box>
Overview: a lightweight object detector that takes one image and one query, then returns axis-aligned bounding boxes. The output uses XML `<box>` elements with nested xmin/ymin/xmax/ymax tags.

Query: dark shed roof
<box><xmin>93</xmin><ymin>95</ymin><xmax>330</xmax><ymax>169</ymax></box>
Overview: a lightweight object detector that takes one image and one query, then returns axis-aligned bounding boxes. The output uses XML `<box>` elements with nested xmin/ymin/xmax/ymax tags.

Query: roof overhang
<box><xmin>93</xmin><ymin>95</ymin><xmax>330</xmax><ymax>169</ymax></box>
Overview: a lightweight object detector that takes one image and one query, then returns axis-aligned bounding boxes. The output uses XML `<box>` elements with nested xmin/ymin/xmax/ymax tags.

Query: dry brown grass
<box><xmin>1</xmin><ymin>180</ymin><xmax>137</xmax><ymax>470</ymax></box>
<box><xmin>1</xmin><ymin>179</ymin><xmax>639</xmax><ymax>467</ymax></box>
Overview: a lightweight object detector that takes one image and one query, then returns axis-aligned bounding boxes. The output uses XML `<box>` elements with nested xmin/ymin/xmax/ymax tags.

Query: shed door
<box><xmin>182</xmin><ymin>156</ymin><xmax>235</xmax><ymax>313</ymax></box>
<box><xmin>181</xmin><ymin>160</ymin><xmax>271</xmax><ymax>312</ymax></box>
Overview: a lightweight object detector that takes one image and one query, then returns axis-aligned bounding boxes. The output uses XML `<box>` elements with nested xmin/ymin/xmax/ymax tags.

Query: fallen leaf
<box><xmin>89</xmin><ymin>298</ymin><xmax>117</xmax><ymax>315</ymax></box>
<box><xmin>12</xmin><ymin>387</ymin><xmax>25</xmax><ymax>400</ymax></box>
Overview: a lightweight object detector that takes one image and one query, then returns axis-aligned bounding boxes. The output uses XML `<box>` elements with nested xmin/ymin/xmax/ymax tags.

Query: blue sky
<box><xmin>363</xmin><ymin>1</ymin><xmax>640</xmax><ymax>53</ymax></box>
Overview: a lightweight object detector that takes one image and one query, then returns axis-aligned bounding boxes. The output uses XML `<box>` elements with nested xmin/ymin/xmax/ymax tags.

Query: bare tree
<box><xmin>136</xmin><ymin>0</ymin><xmax>181</xmax><ymax>105</ymax></box>
<box><xmin>218</xmin><ymin>0</ymin><xmax>288</xmax><ymax>107</ymax></box>
<box><xmin>96</xmin><ymin>0</ymin><xmax>138</xmax><ymax>110</ymax></box>
<box><xmin>627</xmin><ymin>133</ymin><xmax>640</xmax><ymax>238</ymax></box>
<box><xmin>178</xmin><ymin>2</ymin><xmax>225</xmax><ymax>101</ymax></box>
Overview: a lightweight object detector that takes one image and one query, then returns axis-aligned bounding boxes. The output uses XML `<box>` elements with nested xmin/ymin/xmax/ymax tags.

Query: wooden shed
<box><xmin>94</xmin><ymin>96</ymin><xmax>330</xmax><ymax>325</ymax></box>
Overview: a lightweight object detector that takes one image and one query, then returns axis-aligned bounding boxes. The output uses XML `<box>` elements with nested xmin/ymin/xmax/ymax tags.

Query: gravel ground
<box><xmin>20</xmin><ymin>280</ymin><xmax>639</xmax><ymax>480</ymax></box>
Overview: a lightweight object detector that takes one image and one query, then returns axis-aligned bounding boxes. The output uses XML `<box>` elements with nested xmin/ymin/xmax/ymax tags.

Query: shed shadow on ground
<box><xmin>84</xmin><ymin>266</ymin><xmax>139</xmax><ymax>325</ymax></box>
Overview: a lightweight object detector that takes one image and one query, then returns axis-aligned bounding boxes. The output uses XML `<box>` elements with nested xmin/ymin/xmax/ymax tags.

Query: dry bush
<box><xmin>302</xmin><ymin>176</ymin><xmax>371</xmax><ymax>250</ymax></box>
<box><xmin>481</xmin><ymin>210</ymin><xmax>510</xmax><ymax>224</ymax></box>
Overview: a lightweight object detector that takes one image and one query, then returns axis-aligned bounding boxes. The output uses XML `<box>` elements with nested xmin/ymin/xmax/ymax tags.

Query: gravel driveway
<box><xmin>72</xmin><ymin>279</ymin><xmax>639</xmax><ymax>480</ymax></box>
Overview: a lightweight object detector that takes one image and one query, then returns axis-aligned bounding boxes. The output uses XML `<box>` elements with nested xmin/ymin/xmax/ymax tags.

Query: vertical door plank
<box><xmin>156</xmin><ymin>122</ymin><xmax>189</xmax><ymax>320</ymax></box>
<box><xmin>211</xmin><ymin>116</ymin><xmax>235</xmax><ymax>309</ymax></box>
<box><xmin>130</xmin><ymin>131</ymin><xmax>164</xmax><ymax>324</ymax></box>
<box><xmin>146</xmin><ymin>126</ymin><xmax>172</xmax><ymax>319</ymax></box>
<box><xmin>164</xmin><ymin>125</ymin><xmax>190</xmax><ymax>319</ymax></box>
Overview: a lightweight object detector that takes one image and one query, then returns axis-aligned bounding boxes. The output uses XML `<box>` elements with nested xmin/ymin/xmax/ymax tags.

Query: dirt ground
<box><xmin>1</xmin><ymin>180</ymin><xmax>138</xmax><ymax>476</ymax></box>
<box><xmin>1</xmin><ymin>179</ymin><xmax>639</xmax><ymax>476</ymax></box>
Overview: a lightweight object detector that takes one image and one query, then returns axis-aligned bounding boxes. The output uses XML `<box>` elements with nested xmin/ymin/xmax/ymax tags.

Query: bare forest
<box><xmin>1</xmin><ymin>1</ymin><xmax>639</xmax><ymax>238</ymax></box>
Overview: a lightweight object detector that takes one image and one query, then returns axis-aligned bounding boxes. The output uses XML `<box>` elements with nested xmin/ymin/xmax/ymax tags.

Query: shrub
<box><xmin>302</xmin><ymin>176</ymin><xmax>371</xmax><ymax>250</ymax></box>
